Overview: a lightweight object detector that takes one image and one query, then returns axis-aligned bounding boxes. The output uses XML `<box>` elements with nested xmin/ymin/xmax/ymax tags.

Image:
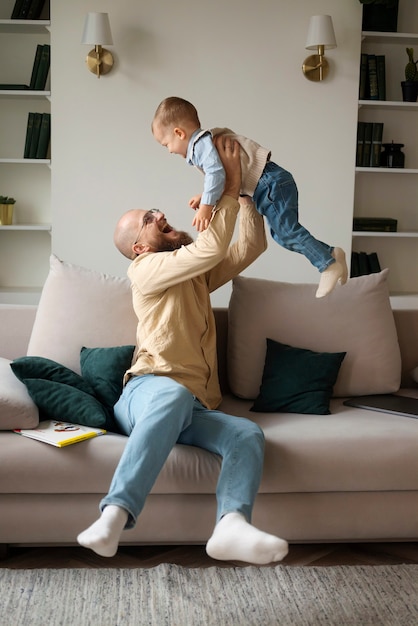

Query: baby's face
<box><xmin>153</xmin><ymin>123</ymin><xmax>188</xmax><ymax>158</ymax></box>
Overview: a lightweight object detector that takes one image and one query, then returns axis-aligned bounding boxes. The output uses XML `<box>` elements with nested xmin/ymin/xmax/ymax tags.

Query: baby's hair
<box><xmin>152</xmin><ymin>96</ymin><xmax>200</xmax><ymax>130</ymax></box>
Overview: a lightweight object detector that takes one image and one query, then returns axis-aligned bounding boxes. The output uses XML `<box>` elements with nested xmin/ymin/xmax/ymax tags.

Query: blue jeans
<box><xmin>101</xmin><ymin>374</ymin><xmax>265</xmax><ymax>529</ymax></box>
<box><xmin>253</xmin><ymin>161</ymin><xmax>334</xmax><ymax>272</ymax></box>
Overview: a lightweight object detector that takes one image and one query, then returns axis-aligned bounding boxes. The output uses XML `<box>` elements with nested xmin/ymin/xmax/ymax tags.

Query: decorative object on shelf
<box><xmin>302</xmin><ymin>15</ymin><xmax>337</xmax><ymax>82</ymax></box>
<box><xmin>81</xmin><ymin>12</ymin><xmax>114</xmax><ymax>78</ymax></box>
<box><xmin>401</xmin><ymin>48</ymin><xmax>418</xmax><ymax>102</ymax></box>
<box><xmin>380</xmin><ymin>141</ymin><xmax>405</xmax><ymax>168</ymax></box>
<box><xmin>0</xmin><ymin>197</ymin><xmax>16</xmax><ymax>226</ymax></box>
<box><xmin>359</xmin><ymin>0</ymin><xmax>399</xmax><ymax>33</ymax></box>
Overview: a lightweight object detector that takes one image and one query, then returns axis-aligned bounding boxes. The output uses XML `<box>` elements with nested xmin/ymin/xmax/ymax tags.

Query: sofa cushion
<box><xmin>20</xmin><ymin>379</ymin><xmax>111</xmax><ymax>429</ymax></box>
<box><xmin>0</xmin><ymin>357</ymin><xmax>39</xmax><ymax>430</ymax></box>
<box><xmin>27</xmin><ymin>255</ymin><xmax>138</xmax><ymax>374</ymax></box>
<box><xmin>80</xmin><ymin>345</ymin><xmax>135</xmax><ymax>410</ymax></box>
<box><xmin>251</xmin><ymin>339</ymin><xmax>346</xmax><ymax>414</ymax></box>
<box><xmin>228</xmin><ymin>270</ymin><xmax>401</xmax><ymax>399</ymax></box>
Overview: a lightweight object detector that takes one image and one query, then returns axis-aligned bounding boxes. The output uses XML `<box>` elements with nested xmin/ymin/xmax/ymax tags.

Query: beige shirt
<box><xmin>125</xmin><ymin>195</ymin><xmax>266</xmax><ymax>409</ymax></box>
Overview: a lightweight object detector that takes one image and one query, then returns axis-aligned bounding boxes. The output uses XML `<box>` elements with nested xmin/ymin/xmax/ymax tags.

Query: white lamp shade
<box><xmin>81</xmin><ymin>12</ymin><xmax>113</xmax><ymax>45</ymax></box>
<box><xmin>305</xmin><ymin>15</ymin><xmax>336</xmax><ymax>51</ymax></box>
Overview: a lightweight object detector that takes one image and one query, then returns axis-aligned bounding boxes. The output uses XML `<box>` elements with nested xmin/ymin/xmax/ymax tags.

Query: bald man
<box><xmin>77</xmin><ymin>137</ymin><xmax>289</xmax><ymax>564</ymax></box>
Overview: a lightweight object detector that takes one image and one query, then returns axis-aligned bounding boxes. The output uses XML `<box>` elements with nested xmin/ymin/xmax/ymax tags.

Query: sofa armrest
<box><xmin>393</xmin><ymin>309</ymin><xmax>418</xmax><ymax>387</ymax></box>
<box><xmin>0</xmin><ymin>305</ymin><xmax>37</xmax><ymax>360</ymax></box>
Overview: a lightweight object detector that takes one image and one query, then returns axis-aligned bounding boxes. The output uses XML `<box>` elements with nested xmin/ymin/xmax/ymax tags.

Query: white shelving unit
<box><xmin>353</xmin><ymin>29</ymin><xmax>418</xmax><ymax>305</ymax></box>
<box><xmin>0</xmin><ymin>16</ymin><xmax>51</xmax><ymax>304</ymax></box>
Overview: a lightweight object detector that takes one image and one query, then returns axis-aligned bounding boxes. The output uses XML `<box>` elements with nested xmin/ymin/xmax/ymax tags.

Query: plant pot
<box><xmin>362</xmin><ymin>1</ymin><xmax>399</xmax><ymax>32</ymax></box>
<box><xmin>401</xmin><ymin>80</ymin><xmax>418</xmax><ymax>102</ymax></box>
<box><xmin>0</xmin><ymin>203</ymin><xmax>14</xmax><ymax>225</ymax></box>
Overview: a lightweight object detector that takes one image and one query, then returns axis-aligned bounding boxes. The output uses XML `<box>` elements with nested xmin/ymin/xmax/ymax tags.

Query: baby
<box><xmin>152</xmin><ymin>96</ymin><xmax>347</xmax><ymax>298</ymax></box>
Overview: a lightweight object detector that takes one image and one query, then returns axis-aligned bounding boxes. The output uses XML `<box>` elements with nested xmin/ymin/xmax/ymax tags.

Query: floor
<box><xmin>2</xmin><ymin>542</ymin><xmax>418</xmax><ymax>569</ymax></box>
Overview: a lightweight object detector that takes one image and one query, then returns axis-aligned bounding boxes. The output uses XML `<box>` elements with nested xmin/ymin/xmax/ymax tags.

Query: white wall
<box><xmin>51</xmin><ymin>0</ymin><xmax>362</xmax><ymax>306</ymax></box>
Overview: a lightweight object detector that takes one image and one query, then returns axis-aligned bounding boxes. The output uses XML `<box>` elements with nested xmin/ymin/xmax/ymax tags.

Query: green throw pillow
<box><xmin>80</xmin><ymin>345</ymin><xmax>135</xmax><ymax>409</ymax></box>
<box><xmin>21</xmin><ymin>379</ymin><xmax>110</xmax><ymax>429</ymax></box>
<box><xmin>251</xmin><ymin>339</ymin><xmax>346</xmax><ymax>415</ymax></box>
<box><xmin>11</xmin><ymin>356</ymin><xmax>95</xmax><ymax>395</ymax></box>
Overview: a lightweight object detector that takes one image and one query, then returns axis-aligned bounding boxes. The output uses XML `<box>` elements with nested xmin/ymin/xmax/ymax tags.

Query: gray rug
<box><xmin>1</xmin><ymin>564</ymin><xmax>417</xmax><ymax>626</ymax></box>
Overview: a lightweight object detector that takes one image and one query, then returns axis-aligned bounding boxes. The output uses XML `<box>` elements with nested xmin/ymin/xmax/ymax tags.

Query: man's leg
<box><xmin>178</xmin><ymin>400</ymin><xmax>289</xmax><ymax>564</ymax></box>
<box><xmin>77</xmin><ymin>375</ymin><xmax>194</xmax><ymax>557</ymax></box>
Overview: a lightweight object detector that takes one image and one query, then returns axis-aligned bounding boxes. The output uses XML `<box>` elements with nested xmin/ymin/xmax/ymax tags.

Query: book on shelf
<box><xmin>0</xmin><ymin>84</ymin><xmax>30</xmax><ymax>90</ymax></box>
<box><xmin>11</xmin><ymin>0</ymin><xmax>48</xmax><ymax>19</ymax></box>
<box><xmin>14</xmin><ymin>420</ymin><xmax>106</xmax><ymax>447</ymax></box>
<box><xmin>367</xmin><ymin>54</ymin><xmax>379</xmax><ymax>101</ymax></box>
<box><xmin>357</xmin><ymin>122</ymin><xmax>384</xmax><ymax>167</ymax></box>
<box><xmin>29</xmin><ymin>43</ymin><xmax>43</xmax><ymax>90</ymax></box>
<box><xmin>35</xmin><ymin>112</ymin><xmax>50</xmax><ymax>158</ymax></box>
<box><xmin>24</xmin><ymin>111</ymin><xmax>50</xmax><ymax>159</ymax></box>
<box><xmin>370</xmin><ymin>122</ymin><xmax>384</xmax><ymax>167</ymax></box>
<box><xmin>362</xmin><ymin>122</ymin><xmax>373</xmax><ymax>167</ymax></box>
<box><xmin>350</xmin><ymin>251</ymin><xmax>382</xmax><ymax>278</ymax></box>
<box><xmin>356</xmin><ymin>121</ymin><xmax>366</xmax><ymax>167</ymax></box>
<box><xmin>353</xmin><ymin>217</ymin><xmax>398</xmax><ymax>232</ymax></box>
<box><xmin>358</xmin><ymin>53</ymin><xmax>386</xmax><ymax>101</ymax></box>
<box><xmin>33</xmin><ymin>44</ymin><xmax>50</xmax><ymax>91</ymax></box>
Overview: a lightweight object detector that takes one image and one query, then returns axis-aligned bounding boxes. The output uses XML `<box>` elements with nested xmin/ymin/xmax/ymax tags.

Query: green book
<box><xmin>356</xmin><ymin>121</ymin><xmax>366</xmax><ymax>167</ymax></box>
<box><xmin>367</xmin><ymin>55</ymin><xmax>379</xmax><ymax>100</ymax></box>
<box><xmin>361</xmin><ymin>122</ymin><xmax>373</xmax><ymax>167</ymax></box>
<box><xmin>376</xmin><ymin>55</ymin><xmax>386</xmax><ymax>101</ymax></box>
<box><xmin>370</xmin><ymin>122</ymin><xmax>384</xmax><ymax>167</ymax></box>
<box><xmin>28</xmin><ymin>112</ymin><xmax>42</xmax><ymax>159</ymax></box>
<box><xmin>35</xmin><ymin>113</ymin><xmax>51</xmax><ymax>159</ymax></box>
<box><xmin>29</xmin><ymin>44</ymin><xmax>43</xmax><ymax>90</ymax></box>
<box><xmin>0</xmin><ymin>84</ymin><xmax>29</xmax><ymax>89</ymax></box>
<box><xmin>24</xmin><ymin>112</ymin><xmax>35</xmax><ymax>158</ymax></box>
<box><xmin>34</xmin><ymin>44</ymin><xmax>50</xmax><ymax>91</ymax></box>
<box><xmin>359</xmin><ymin>53</ymin><xmax>368</xmax><ymax>100</ymax></box>
<box><xmin>368</xmin><ymin>252</ymin><xmax>381</xmax><ymax>274</ymax></box>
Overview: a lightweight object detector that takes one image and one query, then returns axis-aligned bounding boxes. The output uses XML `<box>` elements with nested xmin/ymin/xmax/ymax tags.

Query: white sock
<box><xmin>77</xmin><ymin>505</ymin><xmax>128</xmax><ymax>557</ymax></box>
<box><xmin>316</xmin><ymin>247</ymin><xmax>348</xmax><ymax>298</ymax></box>
<box><xmin>206</xmin><ymin>512</ymin><xmax>288</xmax><ymax>565</ymax></box>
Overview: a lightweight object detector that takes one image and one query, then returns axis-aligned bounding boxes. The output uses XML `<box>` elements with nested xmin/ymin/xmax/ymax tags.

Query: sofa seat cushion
<box><xmin>2</xmin><ymin>398</ymin><xmax>417</xmax><ymax>497</ymax></box>
<box><xmin>228</xmin><ymin>271</ymin><xmax>401</xmax><ymax>399</ymax></box>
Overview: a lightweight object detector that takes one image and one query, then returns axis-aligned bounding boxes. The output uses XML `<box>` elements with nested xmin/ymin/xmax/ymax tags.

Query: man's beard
<box><xmin>158</xmin><ymin>231</ymin><xmax>194</xmax><ymax>251</ymax></box>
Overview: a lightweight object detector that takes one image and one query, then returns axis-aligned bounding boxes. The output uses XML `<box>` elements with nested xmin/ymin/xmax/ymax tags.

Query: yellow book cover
<box><xmin>14</xmin><ymin>420</ymin><xmax>106</xmax><ymax>447</ymax></box>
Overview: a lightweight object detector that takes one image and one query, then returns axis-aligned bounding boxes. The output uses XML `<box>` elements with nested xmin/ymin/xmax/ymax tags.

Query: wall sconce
<box><xmin>81</xmin><ymin>12</ymin><xmax>114</xmax><ymax>78</ymax></box>
<box><xmin>302</xmin><ymin>15</ymin><xmax>337</xmax><ymax>82</ymax></box>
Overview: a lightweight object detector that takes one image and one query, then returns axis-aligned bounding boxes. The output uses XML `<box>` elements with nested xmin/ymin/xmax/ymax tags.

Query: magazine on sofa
<box><xmin>14</xmin><ymin>420</ymin><xmax>106</xmax><ymax>447</ymax></box>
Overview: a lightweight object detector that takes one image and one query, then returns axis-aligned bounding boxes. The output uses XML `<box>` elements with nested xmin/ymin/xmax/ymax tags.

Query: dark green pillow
<box><xmin>251</xmin><ymin>339</ymin><xmax>346</xmax><ymax>415</ymax></box>
<box><xmin>21</xmin><ymin>379</ymin><xmax>110</xmax><ymax>429</ymax></box>
<box><xmin>11</xmin><ymin>356</ymin><xmax>95</xmax><ymax>396</ymax></box>
<box><xmin>80</xmin><ymin>345</ymin><xmax>135</xmax><ymax>409</ymax></box>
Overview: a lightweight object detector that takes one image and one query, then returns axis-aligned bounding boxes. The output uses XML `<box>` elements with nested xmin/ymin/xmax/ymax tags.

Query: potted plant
<box><xmin>0</xmin><ymin>196</ymin><xmax>16</xmax><ymax>225</ymax></box>
<box><xmin>401</xmin><ymin>48</ymin><xmax>418</xmax><ymax>102</ymax></box>
<box><xmin>359</xmin><ymin>0</ymin><xmax>399</xmax><ymax>33</ymax></box>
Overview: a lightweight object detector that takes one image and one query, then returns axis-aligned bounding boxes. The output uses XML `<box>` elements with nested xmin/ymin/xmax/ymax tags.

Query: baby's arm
<box><xmin>191</xmin><ymin>133</ymin><xmax>226</xmax><ymax>231</ymax></box>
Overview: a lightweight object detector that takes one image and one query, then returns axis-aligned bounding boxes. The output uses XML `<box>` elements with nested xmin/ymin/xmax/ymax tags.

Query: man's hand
<box><xmin>214</xmin><ymin>135</ymin><xmax>241</xmax><ymax>200</ymax></box>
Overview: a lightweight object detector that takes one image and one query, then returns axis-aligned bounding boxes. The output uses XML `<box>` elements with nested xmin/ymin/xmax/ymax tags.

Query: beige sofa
<box><xmin>1</xmin><ymin>255</ymin><xmax>417</xmax><ymax>548</ymax></box>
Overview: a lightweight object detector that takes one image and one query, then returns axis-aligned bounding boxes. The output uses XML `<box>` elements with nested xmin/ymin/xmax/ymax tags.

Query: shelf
<box><xmin>362</xmin><ymin>31</ymin><xmax>418</xmax><ymax>44</ymax></box>
<box><xmin>0</xmin><ymin>158</ymin><xmax>50</xmax><ymax>164</ymax></box>
<box><xmin>352</xmin><ymin>231</ymin><xmax>418</xmax><ymax>238</ymax></box>
<box><xmin>0</xmin><ymin>90</ymin><xmax>50</xmax><ymax>98</ymax></box>
<box><xmin>355</xmin><ymin>167</ymin><xmax>418</xmax><ymax>174</ymax></box>
<box><xmin>0</xmin><ymin>19</ymin><xmax>50</xmax><ymax>34</ymax></box>
<box><xmin>390</xmin><ymin>294</ymin><xmax>418</xmax><ymax>310</ymax></box>
<box><xmin>0</xmin><ymin>223</ymin><xmax>51</xmax><ymax>232</ymax></box>
<box><xmin>358</xmin><ymin>100</ymin><xmax>418</xmax><ymax>111</ymax></box>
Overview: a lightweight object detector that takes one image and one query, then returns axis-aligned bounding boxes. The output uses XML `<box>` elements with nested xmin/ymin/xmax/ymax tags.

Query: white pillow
<box><xmin>27</xmin><ymin>255</ymin><xmax>138</xmax><ymax>374</ymax></box>
<box><xmin>0</xmin><ymin>357</ymin><xmax>39</xmax><ymax>430</ymax></box>
<box><xmin>228</xmin><ymin>270</ymin><xmax>401</xmax><ymax>399</ymax></box>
